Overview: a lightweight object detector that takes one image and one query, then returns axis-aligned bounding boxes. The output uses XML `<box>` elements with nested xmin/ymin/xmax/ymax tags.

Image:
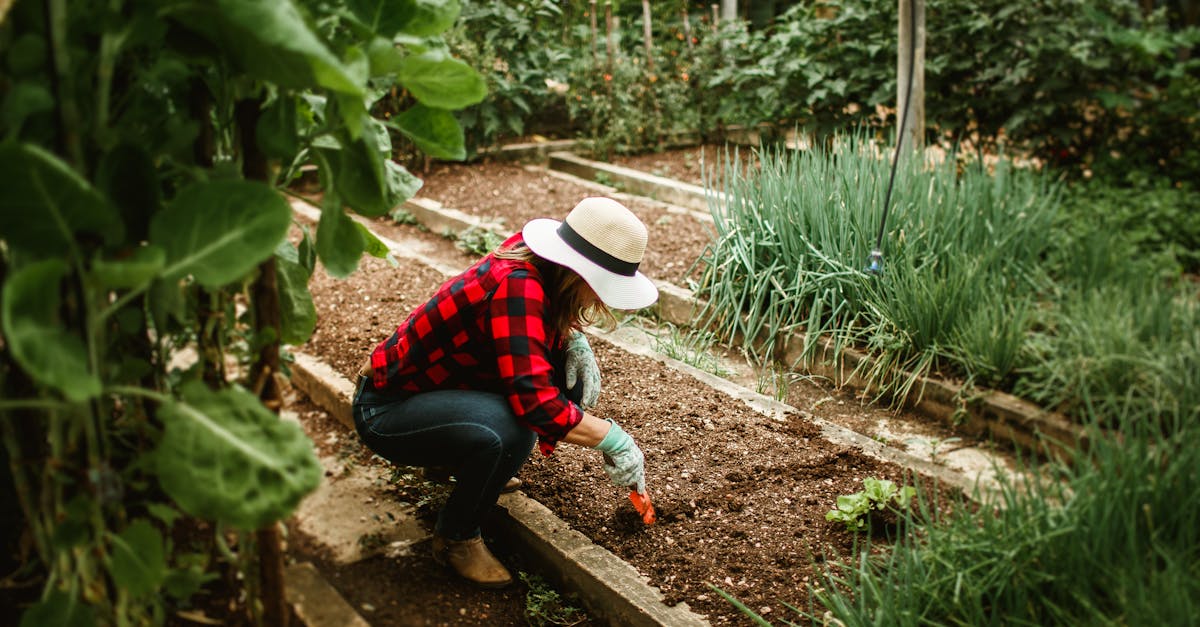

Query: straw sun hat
<box><xmin>522</xmin><ymin>197</ymin><xmax>659</xmax><ymax>310</ymax></box>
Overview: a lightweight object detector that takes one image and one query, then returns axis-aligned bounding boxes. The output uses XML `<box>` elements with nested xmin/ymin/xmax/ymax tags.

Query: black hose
<box><xmin>869</xmin><ymin>0</ymin><xmax>918</xmax><ymax>273</ymax></box>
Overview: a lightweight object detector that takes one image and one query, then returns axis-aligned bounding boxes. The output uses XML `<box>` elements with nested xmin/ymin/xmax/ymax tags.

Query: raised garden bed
<box><xmin>405</xmin><ymin>160</ymin><xmax>714</xmax><ymax>286</ymax></box>
<box><xmin>296</xmin><ymin>213</ymin><xmax>956</xmax><ymax>623</ymax></box>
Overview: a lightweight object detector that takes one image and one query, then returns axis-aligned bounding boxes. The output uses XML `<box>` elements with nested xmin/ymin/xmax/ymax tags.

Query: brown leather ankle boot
<box><xmin>432</xmin><ymin>535</ymin><xmax>513</xmax><ymax>588</ymax></box>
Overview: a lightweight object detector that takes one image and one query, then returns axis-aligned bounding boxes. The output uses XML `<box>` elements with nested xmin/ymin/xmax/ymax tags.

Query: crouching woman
<box><xmin>352</xmin><ymin>197</ymin><xmax>657</xmax><ymax>587</ymax></box>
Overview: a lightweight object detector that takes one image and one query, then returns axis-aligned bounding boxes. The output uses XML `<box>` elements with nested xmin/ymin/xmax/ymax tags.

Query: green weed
<box><xmin>651</xmin><ymin>322</ymin><xmax>732</xmax><ymax>378</ymax></box>
<box><xmin>389</xmin><ymin>207</ymin><xmax>418</xmax><ymax>225</ymax></box>
<box><xmin>518</xmin><ymin>572</ymin><xmax>587</xmax><ymax>626</ymax></box>
<box><xmin>454</xmin><ymin>225</ymin><xmax>505</xmax><ymax>257</ymax></box>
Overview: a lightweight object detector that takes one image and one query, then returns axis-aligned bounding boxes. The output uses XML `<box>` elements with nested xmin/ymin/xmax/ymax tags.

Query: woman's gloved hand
<box><xmin>593</xmin><ymin>420</ymin><xmax>646</xmax><ymax>494</ymax></box>
<box><xmin>564</xmin><ymin>331</ymin><xmax>601</xmax><ymax>409</ymax></box>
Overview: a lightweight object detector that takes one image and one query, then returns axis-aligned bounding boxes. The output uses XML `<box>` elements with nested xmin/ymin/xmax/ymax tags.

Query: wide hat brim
<box><xmin>523</xmin><ymin>218</ymin><xmax>658</xmax><ymax>310</ymax></box>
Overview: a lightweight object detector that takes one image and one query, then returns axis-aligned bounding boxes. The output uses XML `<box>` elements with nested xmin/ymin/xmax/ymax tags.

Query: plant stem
<box><xmin>105</xmin><ymin>385</ymin><xmax>170</xmax><ymax>404</ymax></box>
<box><xmin>94</xmin><ymin>0</ymin><xmax>125</xmax><ymax>148</ymax></box>
<box><xmin>44</xmin><ymin>0</ymin><xmax>84</xmax><ymax>169</ymax></box>
<box><xmin>0</xmin><ymin>416</ymin><xmax>52</xmax><ymax>564</ymax></box>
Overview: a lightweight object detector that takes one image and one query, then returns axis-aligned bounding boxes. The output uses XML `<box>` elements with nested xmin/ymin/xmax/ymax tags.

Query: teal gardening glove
<box><xmin>593</xmin><ymin>420</ymin><xmax>646</xmax><ymax>494</ymax></box>
<box><xmin>564</xmin><ymin>331</ymin><xmax>601</xmax><ymax>409</ymax></box>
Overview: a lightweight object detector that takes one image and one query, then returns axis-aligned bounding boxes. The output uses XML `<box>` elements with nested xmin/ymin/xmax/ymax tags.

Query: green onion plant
<box><xmin>801</xmin><ymin>413</ymin><xmax>1200</xmax><ymax>625</ymax></box>
<box><xmin>697</xmin><ymin>130</ymin><xmax>1198</xmax><ymax>431</ymax></box>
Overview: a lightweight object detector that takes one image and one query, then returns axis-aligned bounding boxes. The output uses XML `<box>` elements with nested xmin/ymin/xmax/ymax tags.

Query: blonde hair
<box><xmin>493</xmin><ymin>242</ymin><xmax>614</xmax><ymax>337</ymax></box>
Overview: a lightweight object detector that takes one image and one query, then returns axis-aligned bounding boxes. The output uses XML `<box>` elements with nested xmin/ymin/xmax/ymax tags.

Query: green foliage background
<box><xmin>0</xmin><ymin>0</ymin><xmax>484</xmax><ymax>623</ymax></box>
<box><xmin>448</xmin><ymin>0</ymin><xmax>1198</xmax><ymax>187</ymax></box>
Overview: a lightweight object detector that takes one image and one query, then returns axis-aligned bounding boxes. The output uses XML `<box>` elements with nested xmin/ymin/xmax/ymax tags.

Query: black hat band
<box><xmin>556</xmin><ymin>222</ymin><xmax>639</xmax><ymax>277</ymax></box>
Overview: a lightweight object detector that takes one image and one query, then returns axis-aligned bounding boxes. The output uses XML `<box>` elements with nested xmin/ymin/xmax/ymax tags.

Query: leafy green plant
<box><xmin>825</xmin><ymin>477</ymin><xmax>916</xmax><ymax>532</ymax></box>
<box><xmin>389</xmin><ymin>207</ymin><xmax>419</xmax><ymax>225</ymax></box>
<box><xmin>0</xmin><ymin>0</ymin><xmax>485</xmax><ymax>623</ymax></box>
<box><xmin>454</xmin><ymin>224</ymin><xmax>506</xmax><ymax>256</ymax></box>
<box><xmin>447</xmin><ymin>1</ymin><xmax>574</xmax><ymax>152</ymax></box>
<box><xmin>519</xmin><ymin>571</ymin><xmax>587</xmax><ymax>626</ymax></box>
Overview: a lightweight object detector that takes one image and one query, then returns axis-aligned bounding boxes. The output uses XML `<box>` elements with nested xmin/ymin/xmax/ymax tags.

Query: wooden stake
<box><xmin>682</xmin><ymin>5</ymin><xmax>694</xmax><ymax>52</ymax></box>
<box><xmin>721</xmin><ymin>0</ymin><xmax>737</xmax><ymax>23</ymax></box>
<box><xmin>897</xmin><ymin>0</ymin><xmax>926</xmax><ymax>152</ymax></box>
<box><xmin>711</xmin><ymin>3</ymin><xmax>719</xmax><ymax>32</ymax></box>
<box><xmin>605</xmin><ymin>0</ymin><xmax>615</xmax><ymax>73</ymax></box>
<box><xmin>590</xmin><ymin>0</ymin><xmax>598</xmax><ymax>63</ymax></box>
<box><xmin>642</xmin><ymin>0</ymin><xmax>654</xmax><ymax>70</ymax></box>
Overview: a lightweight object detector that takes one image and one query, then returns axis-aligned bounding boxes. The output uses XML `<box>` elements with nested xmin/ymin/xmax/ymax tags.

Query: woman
<box><xmin>352</xmin><ymin>197</ymin><xmax>657</xmax><ymax>588</ymax></box>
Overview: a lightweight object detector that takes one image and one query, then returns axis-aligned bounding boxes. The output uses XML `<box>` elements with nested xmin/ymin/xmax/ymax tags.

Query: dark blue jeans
<box><xmin>352</xmin><ymin>377</ymin><xmax>540</xmax><ymax>540</ymax></box>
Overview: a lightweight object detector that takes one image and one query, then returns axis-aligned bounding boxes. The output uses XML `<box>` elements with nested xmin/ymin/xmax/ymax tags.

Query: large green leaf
<box><xmin>389</xmin><ymin>105</ymin><xmax>465</xmax><ymax>160</ymax></box>
<box><xmin>316</xmin><ymin>203</ymin><xmax>365</xmax><ymax>278</ymax></box>
<box><xmin>156</xmin><ymin>382</ymin><xmax>322</xmax><ymax>530</ymax></box>
<box><xmin>256</xmin><ymin>95</ymin><xmax>299</xmax><ymax>159</ymax></box>
<box><xmin>149</xmin><ymin>180</ymin><xmax>291</xmax><ymax>288</ymax></box>
<box><xmin>91</xmin><ymin>245</ymin><xmax>166</xmax><ymax>290</ymax></box>
<box><xmin>275</xmin><ymin>243</ymin><xmax>317</xmax><ymax>345</ymax></box>
<box><xmin>347</xmin><ymin>0</ymin><xmax>461</xmax><ymax>38</ymax></box>
<box><xmin>366</xmin><ymin>37</ymin><xmax>405</xmax><ymax>76</ymax></box>
<box><xmin>18</xmin><ymin>590</ymin><xmax>95</xmax><ymax>627</ymax></box>
<box><xmin>336</xmin><ymin>134</ymin><xmax>390</xmax><ymax>216</ymax></box>
<box><xmin>2</xmin><ymin>82</ymin><xmax>54</xmax><ymax>134</ymax></box>
<box><xmin>396</xmin><ymin>51</ymin><xmax>486</xmax><ymax>110</ymax></box>
<box><xmin>0</xmin><ymin>143</ymin><xmax>124</xmax><ymax>257</ymax></box>
<box><xmin>385</xmin><ymin>160</ymin><xmax>423</xmax><ymax>208</ymax></box>
<box><xmin>108</xmin><ymin>519</ymin><xmax>166</xmax><ymax>599</ymax></box>
<box><xmin>170</xmin><ymin>0</ymin><xmax>363</xmax><ymax>96</ymax></box>
<box><xmin>355</xmin><ymin>222</ymin><xmax>390</xmax><ymax>259</ymax></box>
<box><xmin>1</xmin><ymin>260</ymin><xmax>101</xmax><ymax>402</ymax></box>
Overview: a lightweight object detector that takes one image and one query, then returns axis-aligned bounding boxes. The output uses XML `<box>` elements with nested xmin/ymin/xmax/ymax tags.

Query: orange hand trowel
<box><xmin>628</xmin><ymin>488</ymin><xmax>657</xmax><ymax>526</ymax></box>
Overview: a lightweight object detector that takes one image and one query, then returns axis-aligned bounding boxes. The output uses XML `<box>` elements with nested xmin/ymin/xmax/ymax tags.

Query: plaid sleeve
<box><xmin>489</xmin><ymin>269</ymin><xmax>582</xmax><ymax>455</ymax></box>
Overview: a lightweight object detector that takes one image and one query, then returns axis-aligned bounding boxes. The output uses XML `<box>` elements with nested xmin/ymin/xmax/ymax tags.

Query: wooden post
<box><xmin>720</xmin><ymin>0</ymin><xmax>737</xmax><ymax>23</ymax></box>
<box><xmin>711</xmin><ymin>3</ymin><xmax>719</xmax><ymax>32</ymax></box>
<box><xmin>681</xmin><ymin>4</ymin><xmax>693</xmax><ymax>52</ymax></box>
<box><xmin>897</xmin><ymin>0</ymin><xmax>925</xmax><ymax>152</ymax></box>
<box><xmin>605</xmin><ymin>0</ymin><xmax>615</xmax><ymax>73</ymax></box>
<box><xmin>641</xmin><ymin>0</ymin><xmax>654</xmax><ymax>70</ymax></box>
<box><xmin>589</xmin><ymin>0</ymin><xmax>598</xmax><ymax>63</ymax></box>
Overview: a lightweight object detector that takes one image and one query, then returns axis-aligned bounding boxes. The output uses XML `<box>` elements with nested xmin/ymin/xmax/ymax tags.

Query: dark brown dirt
<box><xmin>604</xmin><ymin>143</ymin><xmax>760</xmax><ymax>189</ymax></box>
<box><xmin>407</xmin><ymin>161</ymin><xmax>715</xmax><ymax>285</ymax></box>
<box><xmin>297</xmin><ymin>227</ymin><xmax>942</xmax><ymax>624</ymax></box>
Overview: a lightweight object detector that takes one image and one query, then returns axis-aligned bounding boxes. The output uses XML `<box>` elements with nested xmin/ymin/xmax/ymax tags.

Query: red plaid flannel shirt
<box><xmin>368</xmin><ymin>233</ymin><xmax>581</xmax><ymax>455</ymax></box>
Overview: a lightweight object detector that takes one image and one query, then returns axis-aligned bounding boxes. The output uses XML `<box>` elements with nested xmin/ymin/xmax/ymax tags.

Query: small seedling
<box><xmin>906</xmin><ymin>436</ymin><xmax>963</xmax><ymax>465</ymax></box>
<box><xmin>454</xmin><ymin>225</ymin><xmax>504</xmax><ymax>256</ymax></box>
<box><xmin>518</xmin><ymin>572</ymin><xmax>587</xmax><ymax>626</ymax></box>
<box><xmin>825</xmin><ymin>477</ymin><xmax>916</xmax><ymax>532</ymax></box>
<box><xmin>651</xmin><ymin>322</ymin><xmax>731</xmax><ymax>377</ymax></box>
<box><xmin>389</xmin><ymin>207</ymin><xmax>417</xmax><ymax>225</ymax></box>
